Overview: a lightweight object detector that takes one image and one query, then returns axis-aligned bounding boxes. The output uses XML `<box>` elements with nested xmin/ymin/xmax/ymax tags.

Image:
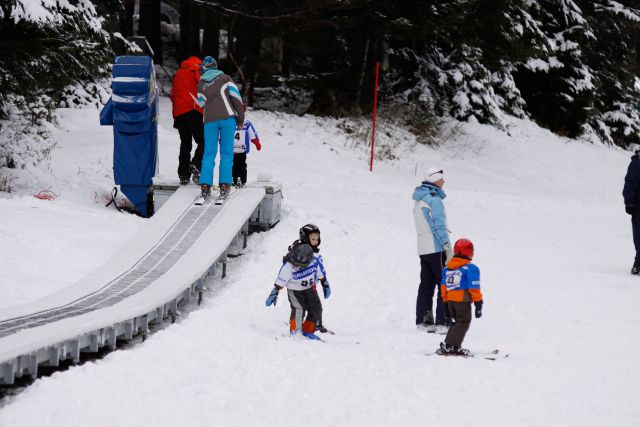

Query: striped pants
<box><xmin>287</xmin><ymin>287</ymin><xmax>322</xmax><ymax>333</ymax></box>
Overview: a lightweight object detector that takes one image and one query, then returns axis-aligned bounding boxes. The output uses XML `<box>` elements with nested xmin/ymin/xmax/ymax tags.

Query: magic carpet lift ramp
<box><xmin>0</xmin><ymin>182</ymin><xmax>281</xmax><ymax>385</ymax></box>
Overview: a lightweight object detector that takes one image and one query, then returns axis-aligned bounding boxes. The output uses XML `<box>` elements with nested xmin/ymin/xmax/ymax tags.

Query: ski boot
<box><xmin>439</xmin><ymin>342</ymin><xmax>470</xmax><ymax>356</ymax></box>
<box><xmin>417</xmin><ymin>310</ymin><xmax>436</xmax><ymax>332</ymax></box>
<box><xmin>195</xmin><ymin>185</ymin><xmax>211</xmax><ymax>206</ymax></box>
<box><xmin>632</xmin><ymin>260</ymin><xmax>640</xmax><ymax>275</ymax></box>
<box><xmin>316</xmin><ymin>323</ymin><xmax>329</xmax><ymax>333</ymax></box>
<box><xmin>215</xmin><ymin>183</ymin><xmax>230</xmax><ymax>205</ymax></box>
<box><xmin>190</xmin><ymin>164</ymin><xmax>200</xmax><ymax>185</ymax></box>
<box><xmin>179</xmin><ymin>176</ymin><xmax>189</xmax><ymax>185</ymax></box>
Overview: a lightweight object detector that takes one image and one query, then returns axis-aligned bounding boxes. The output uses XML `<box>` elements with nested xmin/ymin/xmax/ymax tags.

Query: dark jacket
<box><xmin>623</xmin><ymin>152</ymin><xmax>640</xmax><ymax>208</ymax></box>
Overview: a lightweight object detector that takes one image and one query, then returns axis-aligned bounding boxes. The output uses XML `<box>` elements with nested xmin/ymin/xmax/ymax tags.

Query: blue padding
<box><xmin>120</xmin><ymin>185</ymin><xmax>149</xmax><ymax>216</ymax></box>
<box><xmin>100</xmin><ymin>55</ymin><xmax>158</xmax><ymax>217</ymax></box>
<box><xmin>114</xmin><ymin>131</ymin><xmax>156</xmax><ymax>185</ymax></box>
<box><xmin>99</xmin><ymin>98</ymin><xmax>113</xmax><ymax>125</ymax></box>
<box><xmin>112</xmin><ymin>64</ymin><xmax>151</xmax><ymax>79</ymax></box>
<box><xmin>112</xmin><ymin>79</ymin><xmax>150</xmax><ymax>96</ymax></box>
<box><xmin>115</xmin><ymin>56</ymin><xmax>152</xmax><ymax>66</ymax></box>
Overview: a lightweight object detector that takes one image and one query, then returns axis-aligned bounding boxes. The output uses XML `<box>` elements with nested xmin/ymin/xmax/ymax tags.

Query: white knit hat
<box><xmin>423</xmin><ymin>166</ymin><xmax>444</xmax><ymax>183</ymax></box>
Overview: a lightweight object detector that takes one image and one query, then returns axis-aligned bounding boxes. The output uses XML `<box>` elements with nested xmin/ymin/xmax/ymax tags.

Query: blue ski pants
<box><xmin>201</xmin><ymin>117</ymin><xmax>236</xmax><ymax>186</ymax></box>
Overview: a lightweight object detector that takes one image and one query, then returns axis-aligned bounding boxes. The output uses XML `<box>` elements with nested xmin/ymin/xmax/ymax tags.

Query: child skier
<box><xmin>266</xmin><ymin>243</ymin><xmax>324</xmax><ymax>340</ymax></box>
<box><xmin>438</xmin><ymin>238</ymin><xmax>483</xmax><ymax>356</ymax></box>
<box><xmin>283</xmin><ymin>224</ymin><xmax>331</xmax><ymax>333</ymax></box>
<box><xmin>232</xmin><ymin>119</ymin><xmax>261</xmax><ymax>187</ymax></box>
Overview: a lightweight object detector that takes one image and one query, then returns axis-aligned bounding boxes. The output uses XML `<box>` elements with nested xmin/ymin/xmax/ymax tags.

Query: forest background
<box><xmin>1</xmin><ymin>0</ymin><xmax>640</xmax><ymax>184</ymax></box>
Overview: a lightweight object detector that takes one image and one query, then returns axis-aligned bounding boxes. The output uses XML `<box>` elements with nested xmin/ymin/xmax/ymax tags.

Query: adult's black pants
<box><xmin>416</xmin><ymin>251</ymin><xmax>450</xmax><ymax>325</ymax></box>
<box><xmin>175</xmin><ymin>110</ymin><xmax>204</xmax><ymax>178</ymax></box>
<box><xmin>632</xmin><ymin>212</ymin><xmax>640</xmax><ymax>264</ymax></box>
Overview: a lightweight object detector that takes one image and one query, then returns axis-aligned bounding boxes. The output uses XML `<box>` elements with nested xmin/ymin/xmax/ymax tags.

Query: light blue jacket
<box><xmin>412</xmin><ymin>183</ymin><xmax>450</xmax><ymax>255</ymax></box>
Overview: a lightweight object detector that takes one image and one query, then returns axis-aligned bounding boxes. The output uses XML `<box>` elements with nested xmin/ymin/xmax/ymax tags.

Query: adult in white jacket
<box><xmin>412</xmin><ymin>167</ymin><xmax>452</xmax><ymax>332</ymax></box>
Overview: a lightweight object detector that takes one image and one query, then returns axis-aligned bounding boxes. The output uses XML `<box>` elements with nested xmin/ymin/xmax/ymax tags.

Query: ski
<box><xmin>214</xmin><ymin>186</ymin><xmax>234</xmax><ymax>205</ymax></box>
<box><xmin>425</xmin><ymin>349</ymin><xmax>508</xmax><ymax>360</ymax></box>
<box><xmin>194</xmin><ymin>193</ymin><xmax>209</xmax><ymax>206</ymax></box>
<box><xmin>274</xmin><ymin>334</ymin><xmax>325</xmax><ymax>342</ymax></box>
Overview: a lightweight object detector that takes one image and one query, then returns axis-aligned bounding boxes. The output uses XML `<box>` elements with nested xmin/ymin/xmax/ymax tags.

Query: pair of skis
<box><xmin>425</xmin><ymin>349</ymin><xmax>509</xmax><ymax>360</ymax></box>
<box><xmin>194</xmin><ymin>187</ymin><xmax>232</xmax><ymax>206</ymax></box>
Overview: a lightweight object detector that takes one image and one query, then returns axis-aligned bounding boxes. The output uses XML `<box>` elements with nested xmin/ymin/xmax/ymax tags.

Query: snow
<box><xmin>599</xmin><ymin>1</ymin><xmax>640</xmax><ymax>22</ymax></box>
<box><xmin>526</xmin><ymin>56</ymin><xmax>564</xmax><ymax>72</ymax></box>
<box><xmin>1</xmin><ymin>96</ymin><xmax>640</xmax><ymax>426</ymax></box>
<box><xmin>10</xmin><ymin>0</ymin><xmax>94</xmax><ymax>26</ymax></box>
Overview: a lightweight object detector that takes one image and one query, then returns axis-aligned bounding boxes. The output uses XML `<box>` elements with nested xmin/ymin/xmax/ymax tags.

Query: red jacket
<box><xmin>170</xmin><ymin>56</ymin><xmax>203</xmax><ymax>118</ymax></box>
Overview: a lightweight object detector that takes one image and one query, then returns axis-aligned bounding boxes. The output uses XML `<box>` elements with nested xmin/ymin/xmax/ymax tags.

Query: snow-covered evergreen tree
<box><xmin>581</xmin><ymin>0</ymin><xmax>640</xmax><ymax>146</ymax></box>
<box><xmin>0</xmin><ymin>0</ymin><xmax>117</xmax><ymax>172</ymax></box>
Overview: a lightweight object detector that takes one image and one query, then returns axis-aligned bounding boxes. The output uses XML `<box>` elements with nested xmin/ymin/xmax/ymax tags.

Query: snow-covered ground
<box><xmin>0</xmin><ymin>97</ymin><xmax>639</xmax><ymax>426</ymax></box>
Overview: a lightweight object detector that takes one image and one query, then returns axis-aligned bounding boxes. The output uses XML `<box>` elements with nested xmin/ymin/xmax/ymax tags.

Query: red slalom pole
<box><xmin>369</xmin><ymin>62</ymin><xmax>380</xmax><ymax>172</ymax></box>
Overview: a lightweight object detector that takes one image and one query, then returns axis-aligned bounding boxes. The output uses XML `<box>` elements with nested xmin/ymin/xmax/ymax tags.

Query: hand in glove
<box><xmin>474</xmin><ymin>300</ymin><xmax>483</xmax><ymax>318</ymax></box>
<box><xmin>265</xmin><ymin>288</ymin><xmax>279</xmax><ymax>306</ymax></box>
<box><xmin>626</xmin><ymin>205</ymin><xmax>635</xmax><ymax>215</ymax></box>
<box><xmin>322</xmin><ymin>284</ymin><xmax>331</xmax><ymax>299</ymax></box>
<box><xmin>443</xmin><ymin>242</ymin><xmax>453</xmax><ymax>262</ymax></box>
<box><xmin>252</xmin><ymin>138</ymin><xmax>262</xmax><ymax>151</ymax></box>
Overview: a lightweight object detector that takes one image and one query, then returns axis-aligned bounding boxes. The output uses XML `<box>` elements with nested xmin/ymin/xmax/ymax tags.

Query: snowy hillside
<box><xmin>0</xmin><ymin>97</ymin><xmax>639</xmax><ymax>426</ymax></box>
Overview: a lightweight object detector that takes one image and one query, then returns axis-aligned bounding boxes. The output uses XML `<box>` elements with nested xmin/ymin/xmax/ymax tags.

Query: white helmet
<box><xmin>423</xmin><ymin>166</ymin><xmax>444</xmax><ymax>183</ymax></box>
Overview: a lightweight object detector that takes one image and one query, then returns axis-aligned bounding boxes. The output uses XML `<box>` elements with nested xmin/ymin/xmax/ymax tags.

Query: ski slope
<box><xmin>0</xmin><ymin>97</ymin><xmax>638</xmax><ymax>426</ymax></box>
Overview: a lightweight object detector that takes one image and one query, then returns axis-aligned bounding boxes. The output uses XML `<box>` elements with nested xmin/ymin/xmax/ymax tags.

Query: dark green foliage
<box><xmin>0</xmin><ymin>1</ymin><xmax>118</xmax><ymax>120</ymax></box>
<box><xmin>3</xmin><ymin>0</ymin><xmax>640</xmax><ymax>150</ymax></box>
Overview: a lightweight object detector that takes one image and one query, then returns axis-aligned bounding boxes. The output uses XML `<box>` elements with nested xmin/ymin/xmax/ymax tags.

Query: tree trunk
<box><xmin>202</xmin><ymin>8</ymin><xmax>219</xmax><ymax>60</ymax></box>
<box><xmin>355</xmin><ymin>37</ymin><xmax>370</xmax><ymax>107</ymax></box>
<box><xmin>179</xmin><ymin>0</ymin><xmax>201</xmax><ymax>61</ymax></box>
<box><xmin>119</xmin><ymin>0</ymin><xmax>135</xmax><ymax>37</ymax></box>
<box><xmin>139</xmin><ymin>0</ymin><xmax>163</xmax><ymax>63</ymax></box>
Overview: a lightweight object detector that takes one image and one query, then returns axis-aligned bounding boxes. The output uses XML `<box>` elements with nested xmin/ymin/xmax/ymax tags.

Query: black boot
<box><xmin>632</xmin><ymin>261</ymin><xmax>640</xmax><ymax>275</ymax></box>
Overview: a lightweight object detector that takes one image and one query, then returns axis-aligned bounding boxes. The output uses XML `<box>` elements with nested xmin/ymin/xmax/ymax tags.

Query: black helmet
<box><xmin>290</xmin><ymin>243</ymin><xmax>314</xmax><ymax>267</ymax></box>
<box><xmin>299</xmin><ymin>224</ymin><xmax>321</xmax><ymax>246</ymax></box>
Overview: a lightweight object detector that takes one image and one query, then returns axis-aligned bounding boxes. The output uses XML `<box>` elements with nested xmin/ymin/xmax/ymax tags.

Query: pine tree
<box><xmin>580</xmin><ymin>0</ymin><xmax>640</xmax><ymax>146</ymax></box>
<box><xmin>0</xmin><ymin>0</ymin><xmax>117</xmax><ymax>170</ymax></box>
<box><xmin>513</xmin><ymin>0</ymin><xmax>595</xmax><ymax>138</ymax></box>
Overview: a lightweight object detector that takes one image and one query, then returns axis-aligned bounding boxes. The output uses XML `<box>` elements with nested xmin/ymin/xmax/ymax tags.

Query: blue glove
<box><xmin>322</xmin><ymin>285</ymin><xmax>331</xmax><ymax>299</ymax></box>
<box><xmin>474</xmin><ymin>300</ymin><xmax>483</xmax><ymax>318</ymax></box>
<box><xmin>265</xmin><ymin>288</ymin><xmax>279</xmax><ymax>306</ymax></box>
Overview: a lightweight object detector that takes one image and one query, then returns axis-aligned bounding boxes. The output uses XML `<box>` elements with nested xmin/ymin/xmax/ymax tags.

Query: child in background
<box><xmin>284</xmin><ymin>224</ymin><xmax>332</xmax><ymax>333</ymax></box>
<box><xmin>233</xmin><ymin>120</ymin><xmax>261</xmax><ymax>187</ymax></box>
<box><xmin>266</xmin><ymin>243</ymin><xmax>323</xmax><ymax>340</ymax></box>
<box><xmin>439</xmin><ymin>238</ymin><xmax>483</xmax><ymax>356</ymax></box>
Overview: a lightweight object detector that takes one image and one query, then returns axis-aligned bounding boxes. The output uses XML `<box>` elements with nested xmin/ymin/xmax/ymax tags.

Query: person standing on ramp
<box><xmin>194</xmin><ymin>56</ymin><xmax>245</xmax><ymax>205</ymax></box>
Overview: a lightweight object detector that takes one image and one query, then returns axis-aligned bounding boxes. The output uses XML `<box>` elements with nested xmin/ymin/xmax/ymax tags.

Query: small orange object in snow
<box><xmin>33</xmin><ymin>190</ymin><xmax>58</xmax><ymax>200</ymax></box>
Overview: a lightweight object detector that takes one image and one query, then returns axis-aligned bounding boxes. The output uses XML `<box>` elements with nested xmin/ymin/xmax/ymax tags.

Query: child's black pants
<box><xmin>232</xmin><ymin>153</ymin><xmax>247</xmax><ymax>184</ymax></box>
